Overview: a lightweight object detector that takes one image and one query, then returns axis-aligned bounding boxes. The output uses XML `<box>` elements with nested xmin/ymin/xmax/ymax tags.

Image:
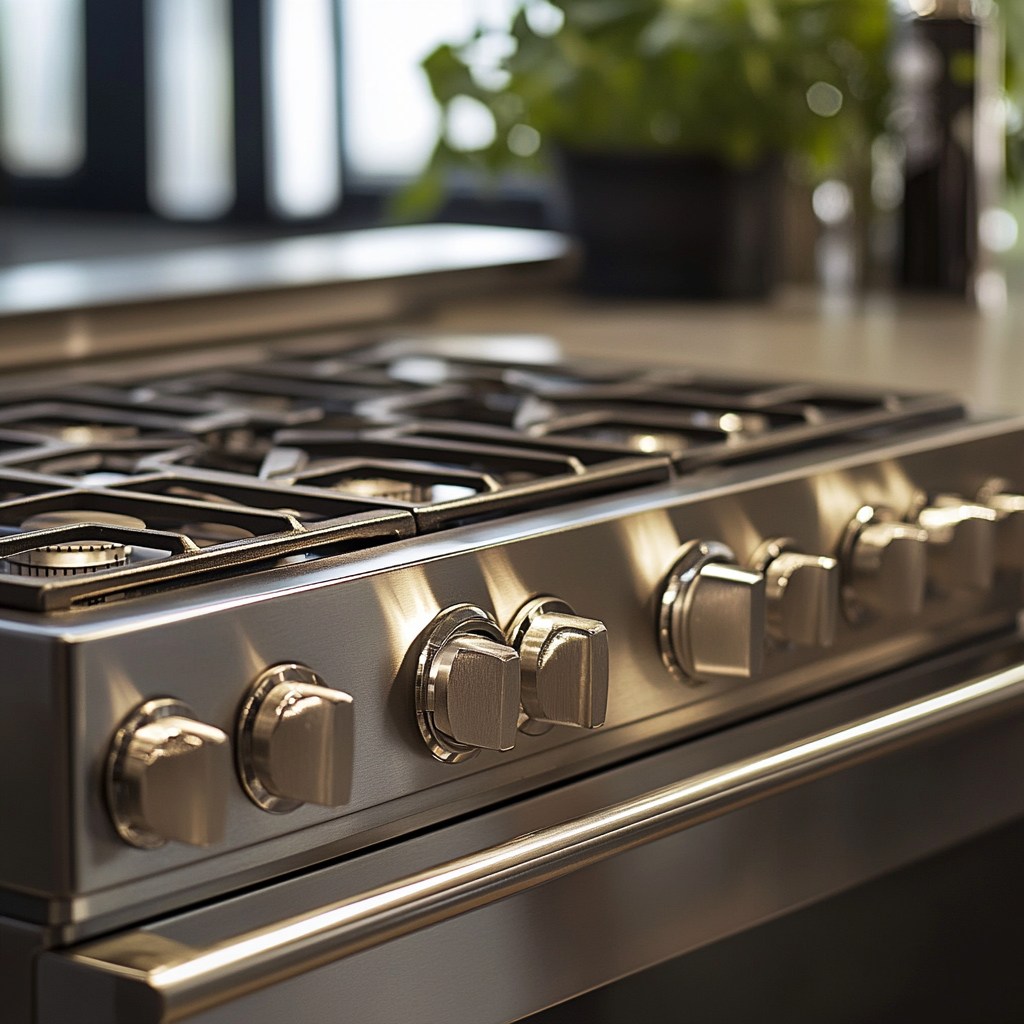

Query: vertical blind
<box><xmin>0</xmin><ymin>0</ymin><xmax>516</xmax><ymax>220</ymax></box>
<box><xmin>0</xmin><ymin>0</ymin><xmax>85</xmax><ymax>178</ymax></box>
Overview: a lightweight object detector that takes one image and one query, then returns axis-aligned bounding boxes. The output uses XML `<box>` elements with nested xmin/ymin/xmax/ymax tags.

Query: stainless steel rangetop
<box><xmin>1</xmin><ymin>326</ymin><xmax>1022</xmax><ymax>943</ymax></box>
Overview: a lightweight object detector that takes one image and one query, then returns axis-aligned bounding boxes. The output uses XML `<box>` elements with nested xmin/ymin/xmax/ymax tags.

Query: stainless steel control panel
<box><xmin>3</xmin><ymin>418</ymin><xmax>1024</xmax><ymax>931</ymax></box>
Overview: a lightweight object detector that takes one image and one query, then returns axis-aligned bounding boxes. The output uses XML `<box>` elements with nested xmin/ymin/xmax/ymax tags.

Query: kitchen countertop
<box><xmin>426</xmin><ymin>286</ymin><xmax>1024</xmax><ymax>416</ymax></box>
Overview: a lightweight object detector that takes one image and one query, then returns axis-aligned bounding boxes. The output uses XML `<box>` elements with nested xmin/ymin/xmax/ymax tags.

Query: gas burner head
<box><xmin>329</xmin><ymin>476</ymin><xmax>476</xmax><ymax>503</ymax></box>
<box><xmin>20</xmin><ymin>510</ymin><xmax>148</xmax><ymax>531</ymax></box>
<box><xmin>331</xmin><ymin>477</ymin><xmax>425</xmax><ymax>502</ymax></box>
<box><xmin>5</xmin><ymin>540</ymin><xmax>130</xmax><ymax>577</ymax></box>
<box><xmin>5</xmin><ymin>510</ymin><xmax>146</xmax><ymax>578</ymax></box>
<box><xmin>0</xmin><ymin>335</ymin><xmax>968</xmax><ymax>609</ymax></box>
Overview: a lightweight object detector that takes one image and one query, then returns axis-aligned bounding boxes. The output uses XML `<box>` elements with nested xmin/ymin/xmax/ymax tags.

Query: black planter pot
<box><xmin>561</xmin><ymin>151</ymin><xmax>782</xmax><ymax>300</ymax></box>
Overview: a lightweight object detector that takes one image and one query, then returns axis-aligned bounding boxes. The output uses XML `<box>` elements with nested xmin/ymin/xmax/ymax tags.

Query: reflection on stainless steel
<box><xmin>52</xmin><ymin>659</ymin><xmax>1024</xmax><ymax>1024</ymax></box>
<box><xmin>660</xmin><ymin>540</ymin><xmax>765</xmax><ymax>683</ymax></box>
<box><xmin>507</xmin><ymin>596</ymin><xmax>609</xmax><ymax>731</ymax></box>
<box><xmin>237</xmin><ymin>664</ymin><xmax>354</xmax><ymax>813</ymax></box>
<box><xmin>0</xmin><ymin>225</ymin><xmax>570</xmax><ymax>316</ymax></box>
<box><xmin>414</xmin><ymin>605</ymin><xmax>521</xmax><ymax>761</ymax></box>
<box><xmin>616</xmin><ymin>508</ymin><xmax>681</xmax><ymax>603</ymax></box>
<box><xmin>105</xmin><ymin>699</ymin><xmax>230</xmax><ymax>849</ymax></box>
<box><xmin>918</xmin><ymin>496</ymin><xmax>998</xmax><ymax>593</ymax></box>
<box><xmin>841</xmin><ymin>506</ymin><xmax>929</xmax><ymax>621</ymax></box>
<box><xmin>753</xmin><ymin>538</ymin><xmax>839</xmax><ymax>647</ymax></box>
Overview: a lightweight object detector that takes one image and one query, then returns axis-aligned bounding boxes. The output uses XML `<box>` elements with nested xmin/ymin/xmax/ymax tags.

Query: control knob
<box><xmin>659</xmin><ymin>540</ymin><xmax>765</xmax><ymax>684</ymax></box>
<box><xmin>976</xmin><ymin>479</ymin><xmax>1024</xmax><ymax>571</ymax></box>
<box><xmin>916</xmin><ymin>495</ymin><xmax>997</xmax><ymax>594</ymax></box>
<box><xmin>106</xmin><ymin>699</ymin><xmax>230</xmax><ymax>848</ymax></box>
<box><xmin>237</xmin><ymin>664</ymin><xmax>354</xmax><ymax>813</ymax></box>
<box><xmin>840</xmin><ymin>506</ymin><xmax>929</xmax><ymax>621</ymax></box>
<box><xmin>415</xmin><ymin>605</ymin><xmax>521</xmax><ymax>762</ymax></box>
<box><xmin>507</xmin><ymin>596</ymin><xmax>609</xmax><ymax>733</ymax></box>
<box><xmin>751</xmin><ymin>538</ymin><xmax>839</xmax><ymax>647</ymax></box>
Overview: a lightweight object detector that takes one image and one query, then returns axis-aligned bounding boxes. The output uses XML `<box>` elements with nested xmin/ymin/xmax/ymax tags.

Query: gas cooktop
<box><xmin>0</xmin><ymin>332</ymin><xmax>963</xmax><ymax>611</ymax></box>
<box><xmin>4</xmin><ymin>329</ymin><xmax>1023</xmax><ymax>971</ymax></box>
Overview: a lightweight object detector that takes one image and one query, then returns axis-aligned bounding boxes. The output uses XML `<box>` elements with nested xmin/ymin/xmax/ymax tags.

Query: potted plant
<box><xmin>407</xmin><ymin>0</ymin><xmax>891</xmax><ymax>298</ymax></box>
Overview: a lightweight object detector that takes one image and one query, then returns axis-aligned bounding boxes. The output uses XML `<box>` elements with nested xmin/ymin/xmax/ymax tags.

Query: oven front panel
<box><xmin>36</xmin><ymin>633</ymin><xmax>1024</xmax><ymax>1024</ymax></box>
<box><xmin>0</xmin><ymin>422</ymin><xmax>1006</xmax><ymax>927</ymax></box>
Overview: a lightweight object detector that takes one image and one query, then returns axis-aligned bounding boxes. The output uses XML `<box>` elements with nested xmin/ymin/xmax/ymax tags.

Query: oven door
<box><xmin>36</xmin><ymin>633</ymin><xmax>1024</xmax><ymax>1024</ymax></box>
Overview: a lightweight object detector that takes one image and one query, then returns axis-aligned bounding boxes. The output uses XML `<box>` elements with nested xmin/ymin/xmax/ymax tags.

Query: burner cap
<box><xmin>19</xmin><ymin>510</ymin><xmax>146</xmax><ymax>531</ymax></box>
<box><xmin>4</xmin><ymin>510</ymin><xmax>144</xmax><ymax>578</ymax></box>
<box><xmin>6</xmin><ymin>542</ymin><xmax>130</xmax><ymax>577</ymax></box>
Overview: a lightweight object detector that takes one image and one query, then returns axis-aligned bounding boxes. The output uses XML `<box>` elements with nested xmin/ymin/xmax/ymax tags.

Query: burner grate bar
<box><xmin>0</xmin><ymin>507</ymin><xmax>415</xmax><ymax>611</ymax></box>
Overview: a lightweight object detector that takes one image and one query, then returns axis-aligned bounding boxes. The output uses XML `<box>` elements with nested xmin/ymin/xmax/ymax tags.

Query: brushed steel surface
<box><xmin>4</xmin><ymin>417</ymin><xmax>1024</xmax><ymax>932</ymax></box>
<box><xmin>0</xmin><ymin>228</ymin><xmax>570</xmax><ymax>373</ymax></box>
<box><xmin>236</xmin><ymin>664</ymin><xmax>354</xmax><ymax>812</ymax></box>
<box><xmin>38</xmin><ymin>654</ymin><xmax>1024</xmax><ymax>1024</ymax></box>
<box><xmin>0</xmin><ymin>916</ymin><xmax>49</xmax><ymax>1024</ymax></box>
<box><xmin>0</xmin><ymin>227</ymin><xmax>568</xmax><ymax>317</ymax></box>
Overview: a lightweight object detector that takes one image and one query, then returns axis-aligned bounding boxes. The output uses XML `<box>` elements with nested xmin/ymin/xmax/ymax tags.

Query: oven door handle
<box><xmin>43</xmin><ymin>660</ymin><xmax>1024</xmax><ymax>1024</ymax></box>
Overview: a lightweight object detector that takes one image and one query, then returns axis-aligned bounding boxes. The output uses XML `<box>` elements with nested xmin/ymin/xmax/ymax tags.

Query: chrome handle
<box><xmin>63</xmin><ymin>660</ymin><xmax>1024</xmax><ymax>1023</ymax></box>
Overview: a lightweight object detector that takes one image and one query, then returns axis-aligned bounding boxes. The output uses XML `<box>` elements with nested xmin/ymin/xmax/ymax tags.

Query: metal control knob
<box><xmin>752</xmin><ymin>539</ymin><xmax>839</xmax><ymax>647</ymax></box>
<box><xmin>106</xmin><ymin>699</ymin><xmax>230</xmax><ymax>849</ymax></box>
<box><xmin>508</xmin><ymin>596</ymin><xmax>609</xmax><ymax>733</ymax></box>
<box><xmin>977</xmin><ymin>479</ymin><xmax>1024</xmax><ymax>570</ymax></box>
<box><xmin>659</xmin><ymin>540</ymin><xmax>765</xmax><ymax>684</ymax></box>
<box><xmin>237</xmin><ymin>664</ymin><xmax>354</xmax><ymax>813</ymax></box>
<box><xmin>917</xmin><ymin>495</ymin><xmax>997</xmax><ymax>594</ymax></box>
<box><xmin>415</xmin><ymin>604</ymin><xmax>521</xmax><ymax>763</ymax></box>
<box><xmin>840</xmin><ymin>506</ymin><xmax>928</xmax><ymax>621</ymax></box>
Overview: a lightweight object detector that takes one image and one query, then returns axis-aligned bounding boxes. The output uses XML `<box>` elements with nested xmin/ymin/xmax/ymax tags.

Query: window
<box><xmin>265</xmin><ymin>0</ymin><xmax>342</xmax><ymax>218</ymax></box>
<box><xmin>0</xmin><ymin>0</ymin><xmax>85</xmax><ymax>178</ymax></box>
<box><xmin>146</xmin><ymin>0</ymin><xmax>235</xmax><ymax>220</ymax></box>
<box><xmin>341</xmin><ymin>0</ymin><xmax>517</xmax><ymax>181</ymax></box>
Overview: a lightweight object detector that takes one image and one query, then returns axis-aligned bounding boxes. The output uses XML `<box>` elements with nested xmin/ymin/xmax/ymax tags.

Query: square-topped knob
<box><xmin>251</xmin><ymin>682</ymin><xmax>354</xmax><ymax>807</ymax></box>
<box><xmin>519</xmin><ymin>612</ymin><xmax>609</xmax><ymax>728</ymax></box>
<box><xmin>429</xmin><ymin>635</ymin><xmax>520</xmax><ymax>752</ymax></box>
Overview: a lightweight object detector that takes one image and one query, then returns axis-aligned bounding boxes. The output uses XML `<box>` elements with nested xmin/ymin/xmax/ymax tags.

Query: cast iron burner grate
<box><xmin>0</xmin><ymin>334</ymin><xmax>964</xmax><ymax>610</ymax></box>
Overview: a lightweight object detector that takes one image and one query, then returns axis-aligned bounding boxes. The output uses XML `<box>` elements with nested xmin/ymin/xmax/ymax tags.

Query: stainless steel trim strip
<box><xmin>50</xmin><ymin>661</ymin><xmax>1024</xmax><ymax>1023</ymax></box>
